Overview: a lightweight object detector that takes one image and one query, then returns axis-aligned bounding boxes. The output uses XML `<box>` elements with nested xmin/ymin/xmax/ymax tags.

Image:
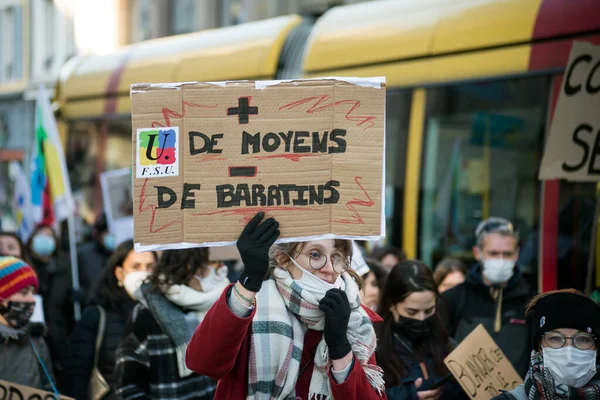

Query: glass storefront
<box><xmin>419</xmin><ymin>77</ymin><xmax>551</xmax><ymax>288</ymax></box>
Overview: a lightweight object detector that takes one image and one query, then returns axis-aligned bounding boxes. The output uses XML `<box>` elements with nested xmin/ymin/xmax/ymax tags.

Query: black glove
<box><xmin>236</xmin><ymin>212</ymin><xmax>280</xmax><ymax>292</ymax></box>
<box><xmin>319</xmin><ymin>288</ymin><xmax>352</xmax><ymax>360</ymax></box>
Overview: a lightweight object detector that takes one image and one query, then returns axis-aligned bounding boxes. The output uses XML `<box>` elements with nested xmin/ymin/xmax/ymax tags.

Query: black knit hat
<box><xmin>531</xmin><ymin>291</ymin><xmax>600</xmax><ymax>348</ymax></box>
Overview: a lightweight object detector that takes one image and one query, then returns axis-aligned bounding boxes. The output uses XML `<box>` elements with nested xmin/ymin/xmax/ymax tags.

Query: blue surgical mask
<box><xmin>32</xmin><ymin>235</ymin><xmax>56</xmax><ymax>257</ymax></box>
<box><xmin>103</xmin><ymin>233</ymin><xmax>117</xmax><ymax>252</ymax></box>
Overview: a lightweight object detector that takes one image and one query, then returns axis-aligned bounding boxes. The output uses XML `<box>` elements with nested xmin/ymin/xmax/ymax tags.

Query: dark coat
<box><xmin>67</xmin><ymin>298</ymin><xmax>136</xmax><ymax>400</ymax></box>
<box><xmin>0</xmin><ymin>323</ymin><xmax>55</xmax><ymax>391</ymax></box>
<box><xmin>442</xmin><ymin>264</ymin><xmax>533</xmax><ymax>378</ymax></box>
<box><xmin>76</xmin><ymin>242</ymin><xmax>111</xmax><ymax>304</ymax></box>
<box><xmin>383</xmin><ymin>333</ymin><xmax>467</xmax><ymax>400</ymax></box>
<box><xmin>31</xmin><ymin>252</ymin><xmax>74</xmax><ymax>389</ymax></box>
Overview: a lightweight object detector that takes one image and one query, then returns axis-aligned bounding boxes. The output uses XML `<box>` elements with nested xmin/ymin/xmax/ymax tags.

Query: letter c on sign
<box><xmin>587</xmin><ymin>60</ymin><xmax>600</xmax><ymax>94</ymax></box>
<box><xmin>565</xmin><ymin>54</ymin><xmax>592</xmax><ymax>96</ymax></box>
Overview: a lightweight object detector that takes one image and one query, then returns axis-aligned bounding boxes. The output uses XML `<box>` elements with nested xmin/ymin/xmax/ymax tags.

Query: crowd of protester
<box><xmin>1</xmin><ymin>214</ymin><xmax>599</xmax><ymax>400</ymax></box>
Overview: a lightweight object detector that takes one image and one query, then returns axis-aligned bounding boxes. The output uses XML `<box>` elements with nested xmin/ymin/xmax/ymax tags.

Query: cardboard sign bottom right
<box><xmin>444</xmin><ymin>324</ymin><xmax>523</xmax><ymax>399</ymax></box>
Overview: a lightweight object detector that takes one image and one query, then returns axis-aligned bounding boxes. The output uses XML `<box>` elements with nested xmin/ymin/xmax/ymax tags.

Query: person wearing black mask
<box><xmin>376</xmin><ymin>260</ymin><xmax>467</xmax><ymax>400</ymax></box>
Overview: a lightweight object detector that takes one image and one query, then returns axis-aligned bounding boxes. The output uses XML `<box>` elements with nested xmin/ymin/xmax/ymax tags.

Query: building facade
<box><xmin>0</xmin><ymin>0</ymin><xmax>75</xmax><ymax>229</ymax></box>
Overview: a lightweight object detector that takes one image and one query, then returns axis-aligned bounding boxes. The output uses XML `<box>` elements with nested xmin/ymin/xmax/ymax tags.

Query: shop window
<box><xmin>419</xmin><ymin>77</ymin><xmax>550</xmax><ymax>287</ymax></box>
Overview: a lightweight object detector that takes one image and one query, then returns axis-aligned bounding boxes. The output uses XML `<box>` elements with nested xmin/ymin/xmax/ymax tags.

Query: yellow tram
<box><xmin>55</xmin><ymin>0</ymin><xmax>600</xmax><ymax>294</ymax></box>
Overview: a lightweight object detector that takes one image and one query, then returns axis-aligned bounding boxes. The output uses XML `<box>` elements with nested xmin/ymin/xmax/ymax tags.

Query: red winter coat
<box><xmin>186</xmin><ymin>284</ymin><xmax>386</xmax><ymax>400</ymax></box>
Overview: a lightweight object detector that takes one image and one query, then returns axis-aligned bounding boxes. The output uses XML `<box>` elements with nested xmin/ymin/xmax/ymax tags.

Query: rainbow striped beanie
<box><xmin>0</xmin><ymin>256</ymin><xmax>39</xmax><ymax>300</ymax></box>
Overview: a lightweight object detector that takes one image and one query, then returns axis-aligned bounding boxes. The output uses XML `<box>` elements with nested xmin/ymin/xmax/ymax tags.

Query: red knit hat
<box><xmin>0</xmin><ymin>256</ymin><xmax>39</xmax><ymax>300</ymax></box>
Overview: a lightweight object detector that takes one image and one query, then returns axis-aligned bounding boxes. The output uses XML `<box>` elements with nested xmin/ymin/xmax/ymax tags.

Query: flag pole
<box><xmin>68</xmin><ymin>214</ymin><xmax>81</xmax><ymax>320</ymax></box>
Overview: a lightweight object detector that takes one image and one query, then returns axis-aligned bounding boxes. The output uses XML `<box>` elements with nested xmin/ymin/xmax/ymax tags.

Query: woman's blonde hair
<box><xmin>268</xmin><ymin>240</ymin><xmax>364</xmax><ymax>289</ymax></box>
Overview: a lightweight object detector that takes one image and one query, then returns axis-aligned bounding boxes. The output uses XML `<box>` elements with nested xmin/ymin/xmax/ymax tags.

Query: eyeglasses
<box><xmin>294</xmin><ymin>251</ymin><xmax>350</xmax><ymax>274</ymax></box>
<box><xmin>542</xmin><ymin>331</ymin><xmax>597</xmax><ymax>350</ymax></box>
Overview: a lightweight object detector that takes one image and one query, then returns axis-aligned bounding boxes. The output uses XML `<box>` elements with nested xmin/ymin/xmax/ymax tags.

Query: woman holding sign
<box><xmin>493</xmin><ymin>289</ymin><xmax>600</xmax><ymax>400</ymax></box>
<box><xmin>186</xmin><ymin>212</ymin><xmax>386</xmax><ymax>400</ymax></box>
<box><xmin>375</xmin><ymin>261</ymin><xmax>466</xmax><ymax>400</ymax></box>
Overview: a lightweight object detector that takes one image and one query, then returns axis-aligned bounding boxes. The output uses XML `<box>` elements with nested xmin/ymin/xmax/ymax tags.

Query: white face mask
<box><xmin>481</xmin><ymin>258</ymin><xmax>515</xmax><ymax>284</ymax></box>
<box><xmin>543</xmin><ymin>346</ymin><xmax>598</xmax><ymax>388</ymax></box>
<box><xmin>195</xmin><ymin>266</ymin><xmax>228</xmax><ymax>293</ymax></box>
<box><xmin>289</xmin><ymin>257</ymin><xmax>343</xmax><ymax>295</ymax></box>
<box><xmin>123</xmin><ymin>271</ymin><xmax>150</xmax><ymax>298</ymax></box>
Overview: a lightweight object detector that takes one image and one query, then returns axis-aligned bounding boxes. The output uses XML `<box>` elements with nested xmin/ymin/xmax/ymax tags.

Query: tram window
<box><xmin>385</xmin><ymin>90</ymin><xmax>412</xmax><ymax>247</ymax></box>
<box><xmin>556</xmin><ymin>182</ymin><xmax>596</xmax><ymax>291</ymax></box>
<box><xmin>419</xmin><ymin>77</ymin><xmax>550</xmax><ymax>286</ymax></box>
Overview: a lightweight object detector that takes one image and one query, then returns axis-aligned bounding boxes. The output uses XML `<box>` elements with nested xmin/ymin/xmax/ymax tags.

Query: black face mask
<box><xmin>0</xmin><ymin>301</ymin><xmax>35</xmax><ymax>330</ymax></box>
<box><xmin>393</xmin><ymin>314</ymin><xmax>433</xmax><ymax>341</ymax></box>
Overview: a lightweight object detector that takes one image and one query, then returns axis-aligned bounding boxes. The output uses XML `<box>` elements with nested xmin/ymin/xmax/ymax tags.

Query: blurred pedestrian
<box><xmin>361</xmin><ymin>259</ymin><xmax>388</xmax><ymax>311</ymax></box>
<box><xmin>493</xmin><ymin>289</ymin><xmax>600</xmax><ymax>399</ymax></box>
<box><xmin>442</xmin><ymin>217</ymin><xmax>533</xmax><ymax>377</ymax></box>
<box><xmin>0</xmin><ymin>256</ymin><xmax>56</xmax><ymax>391</ymax></box>
<box><xmin>0</xmin><ymin>231</ymin><xmax>30</xmax><ymax>261</ymax></box>
<box><xmin>26</xmin><ymin>224</ymin><xmax>74</xmax><ymax>390</ymax></box>
<box><xmin>187</xmin><ymin>212</ymin><xmax>386</xmax><ymax>400</ymax></box>
<box><xmin>115</xmin><ymin>247</ymin><xmax>224</xmax><ymax>400</ymax></box>
<box><xmin>433</xmin><ymin>258</ymin><xmax>467</xmax><ymax>294</ymax></box>
<box><xmin>77</xmin><ymin>214</ymin><xmax>115</xmax><ymax>304</ymax></box>
<box><xmin>376</xmin><ymin>260</ymin><xmax>466</xmax><ymax>400</ymax></box>
<box><xmin>371</xmin><ymin>246</ymin><xmax>407</xmax><ymax>271</ymax></box>
<box><xmin>67</xmin><ymin>240</ymin><xmax>157</xmax><ymax>400</ymax></box>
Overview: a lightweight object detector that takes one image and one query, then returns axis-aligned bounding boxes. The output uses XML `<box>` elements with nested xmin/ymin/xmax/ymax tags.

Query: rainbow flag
<box><xmin>30</xmin><ymin>85</ymin><xmax>74</xmax><ymax>229</ymax></box>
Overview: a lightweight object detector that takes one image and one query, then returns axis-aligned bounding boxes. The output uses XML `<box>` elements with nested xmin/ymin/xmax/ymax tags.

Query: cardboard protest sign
<box><xmin>539</xmin><ymin>41</ymin><xmax>600</xmax><ymax>181</ymax></box>
<box><xmin>131</xmin><ymin>78</ymin><xmax>386</xmax><ymax>251</ymax></box>
<box><xmin>0</xmin><ymin>380</ymin><xmax>74</xmax><ymax>400</ymax></box>
<box><xmin>444</xmin><ymin>325</ymin><xmax>523</xmax><ymax>400</ymax></box>
<box><xmin>100</xmin><ymin>168</ymin><xmax>134</xmax><ymax>244</ymax></box>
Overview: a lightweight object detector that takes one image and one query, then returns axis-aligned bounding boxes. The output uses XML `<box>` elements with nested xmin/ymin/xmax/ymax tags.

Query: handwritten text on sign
<box><xmin>444</xmin><ymin>325</ymin><xmax>523</xmax><ymax>400</ymax></box>
<box><xmin>539</xmin><ymin>41</ymin><xmax>600</xmax><ymax>181</ymax></box>
<box><xmin>131</xmin><ymin>78</ymin><xmax>386</xmax><ymax>250</ymax></box>
<box><xmin>0</xmin><ymin>380</ymin><xmax>74</xmax><ymax>400</ymax></box>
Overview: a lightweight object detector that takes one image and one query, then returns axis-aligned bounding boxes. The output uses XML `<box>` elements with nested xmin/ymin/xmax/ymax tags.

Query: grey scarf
<box><xmin>140</xmin><ymin>283</ymin><xmax>198</xmax><ymax>378</ymax></box>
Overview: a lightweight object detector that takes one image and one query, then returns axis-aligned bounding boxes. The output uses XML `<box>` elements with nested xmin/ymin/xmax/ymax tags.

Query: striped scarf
<box><xmin>247</xmin><ymin>268</ymin><xmax>384</xmax><ymax>399</ymax></box>
<box><xmin>524</xmin><ymin>351</ymin><xmax>600</xmax><ymax>399</ymax></box>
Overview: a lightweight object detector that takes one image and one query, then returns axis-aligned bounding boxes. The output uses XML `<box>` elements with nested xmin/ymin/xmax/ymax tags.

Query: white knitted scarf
<box><xmin>247</xmin><ymin>268</ymin><xmax>384</xmax><ymax>399</ymax></box>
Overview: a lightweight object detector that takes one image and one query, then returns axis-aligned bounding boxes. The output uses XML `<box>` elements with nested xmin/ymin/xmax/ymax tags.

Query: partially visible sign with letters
<box><xmin>540</xmin><ymin>41</ymin><xmax>600</xmax><ymax>181</ymax></box>
<box><xmin>444</xmin><ymin>325</ymin><xmax>523</xmax><ymax>400</ymax></box>
<box><xmin>100</xmin><ymin>168</ymin><xmax>134</xmax><ymax>244</ymax></box>
<box><xmin>0</xmin><ymin>380</ymin><xmax>74</xmax><ymax>400</ymax></box>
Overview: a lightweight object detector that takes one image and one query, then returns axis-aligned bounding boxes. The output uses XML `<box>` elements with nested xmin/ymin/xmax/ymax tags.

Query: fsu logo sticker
<box><xmin>136</xmin><ymin>127</ymin><xmax>179</xmax><ymax>178</ymax></box>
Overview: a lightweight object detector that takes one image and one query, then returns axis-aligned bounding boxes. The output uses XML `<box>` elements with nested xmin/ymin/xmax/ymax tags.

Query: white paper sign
<box><xmin>100</xmin><ymin>168</ymin><xmax>134</xmax><ymax>244</ymax></box>
<box><xmin>539</xmin><ymin>41</ymin><xmax>600</xmax><ymax>181</ymax></box>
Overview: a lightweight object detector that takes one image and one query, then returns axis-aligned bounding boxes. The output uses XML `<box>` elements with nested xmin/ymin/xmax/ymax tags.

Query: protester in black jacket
<box><xmin>442</xmin><ymin>217</ymin><xmax>533</xmax><ymax>378</ymax></box>
<box><xmin>26</xmin><ymin>224</ymin><xmax>74</xmax><ymax>390</ymax></box>
<box><xmin>376</xmin><ymin>260</ymin><xmax>466</xmax><ymax>400</ymax></box>
<box><xmin>67</xmin><ymin>240</ymin><xmax>156</xmax><ymax>400</ymax></box>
